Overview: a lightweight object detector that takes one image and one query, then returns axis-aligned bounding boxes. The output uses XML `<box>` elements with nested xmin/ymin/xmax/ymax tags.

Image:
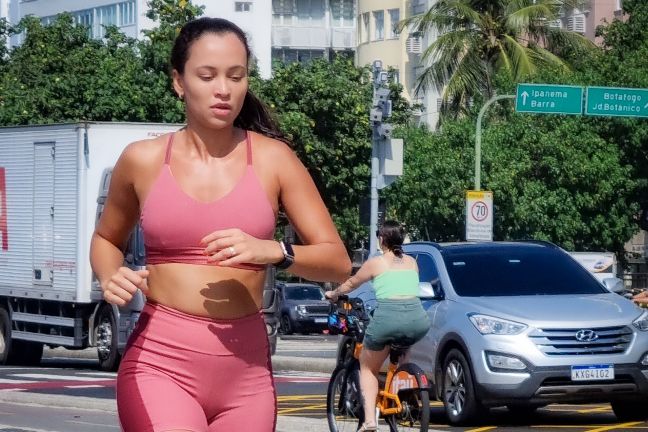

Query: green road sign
<box><xmin>586</xmin><ymin>86</ymin><xmax>648</xmax><ymax>118</ymax></box>
<box><xmin>516</xmin><ymin>83</ymin><xmax>583</xmax><ymax>115</ymax></box>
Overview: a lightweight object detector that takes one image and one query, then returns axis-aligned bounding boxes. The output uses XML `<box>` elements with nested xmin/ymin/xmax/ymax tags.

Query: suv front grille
<box><xmin>529</xmin><ymin>326</ymin><xmax>633</xmax><ymax>356</ymax></box>
<box><xmin>305</xmin><ymin>305</ymin><xmax>330</xmax><ymax>314</ymax></box>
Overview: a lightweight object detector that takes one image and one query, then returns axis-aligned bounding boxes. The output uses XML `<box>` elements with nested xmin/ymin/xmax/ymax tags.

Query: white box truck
<box><xmin>0</xmin><ymin>122</ymin><xmax>280</xmax><ymax>371</ymax></box>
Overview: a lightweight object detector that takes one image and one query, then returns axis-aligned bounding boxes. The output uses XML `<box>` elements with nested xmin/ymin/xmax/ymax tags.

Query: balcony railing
<box><xmin>272</xmin><ymin>25</ymin><xmax>355</xmax><ymax>49</ymax></box>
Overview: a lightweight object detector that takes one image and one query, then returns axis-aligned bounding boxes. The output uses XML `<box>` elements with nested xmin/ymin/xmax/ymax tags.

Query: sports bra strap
<box><xmin>164</xmin><ymin>133</ymin><xmax>175</xmax><ymax>165</ymax></box>
<box><xmin>245</xmin><ymin>131</ymin><xmax>252</xmax><ymax>166</ymax></box>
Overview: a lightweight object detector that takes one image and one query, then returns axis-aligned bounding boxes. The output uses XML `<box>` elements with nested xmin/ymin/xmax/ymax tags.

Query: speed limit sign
<box><xmin>465</xmin><ymin>190</ymin><xmax>493</xmax><ymax>241</ymax></box>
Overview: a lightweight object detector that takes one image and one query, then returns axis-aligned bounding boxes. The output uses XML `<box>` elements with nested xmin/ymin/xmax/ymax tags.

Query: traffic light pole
<box><xmin>370</xmin><ymin>120</ymin><xmax>379</xmax><ymax>256</ymax></box>
<box><xmin>369</xmin><ymin>60</ymin><xmax>393</xmax><ymax>255</ymax></box>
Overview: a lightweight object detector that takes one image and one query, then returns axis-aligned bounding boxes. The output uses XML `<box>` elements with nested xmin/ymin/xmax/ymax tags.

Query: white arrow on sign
<box><xmin>521</xmin><ymin>91</ymin><xmax>529</xmax><ymax>105</ymax></box>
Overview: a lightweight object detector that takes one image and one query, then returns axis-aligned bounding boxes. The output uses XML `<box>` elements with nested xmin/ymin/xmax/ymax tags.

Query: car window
<box><xmin>284</xmin><ymin>286</ymin><xmax>325</xmax><ymax>301</ymax></box>
<box><xmin>443</xmin><ymin>247</ymin><xmax>607</xmax><ymax>296</ymax></box>
<box><xmin>415</xmin><ymin>253</ymin><xmax>439</xmax><ymax>283</ymax></box>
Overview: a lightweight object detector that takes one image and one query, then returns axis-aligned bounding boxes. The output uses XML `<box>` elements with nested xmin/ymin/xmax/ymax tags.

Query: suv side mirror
<box><xmin>263</xmin><ymin>288</ymin><xmax>279</xmax><ymax>314</ymax></box>
<box><xmin>419</xmin><ymin>278</ymin><xmax>444</xmax><ymax>300</ymax></box>
<box><xmin>602</xmin><ymin>277</ymin><xmax>625</xmax><ymax>294</ymax></box>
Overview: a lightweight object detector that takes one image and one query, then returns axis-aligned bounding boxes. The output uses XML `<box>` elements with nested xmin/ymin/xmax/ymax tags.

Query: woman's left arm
<box><xmin>276</xmin><ymin>144</ymin><xmax>351</xmax><ymax>283</ymax></box>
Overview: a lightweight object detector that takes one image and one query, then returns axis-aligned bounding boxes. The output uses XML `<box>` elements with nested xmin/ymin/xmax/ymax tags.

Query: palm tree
<box><xmin>400</xmin><ymin>0</ymin><xmax>595</xmax><ymax>118</ymax></box>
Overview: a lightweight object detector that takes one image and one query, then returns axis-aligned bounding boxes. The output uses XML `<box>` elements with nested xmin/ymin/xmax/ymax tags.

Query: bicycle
<box><xmin>326</xmin><ymin>295</ymin><xmax>431</xmax><ymax>432</ymax></box>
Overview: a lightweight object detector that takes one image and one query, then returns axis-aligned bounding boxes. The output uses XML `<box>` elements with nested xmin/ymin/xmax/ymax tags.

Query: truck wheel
<box><xmin>0</xmin><ymin>308</ymin><xmax>11</xmax><ymax>365</ymax></box>
<box><xmin>95</xmin><ymin>304</ymin><xmax>121</xmax><ymax>372</ymax></box>
<box><xmin>611</xmin><ymin>399</ymin><xmax>648</xmax><ymax>421</ymax></box>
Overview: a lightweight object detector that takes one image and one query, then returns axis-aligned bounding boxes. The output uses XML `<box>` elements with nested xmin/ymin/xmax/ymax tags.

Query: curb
<box><xmin>271</xmin><ymin>355</ymin><xmax>336</xmax><ymax>374</ymax></box>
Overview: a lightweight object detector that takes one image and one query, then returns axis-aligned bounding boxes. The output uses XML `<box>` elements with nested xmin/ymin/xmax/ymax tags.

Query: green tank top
<box><xmin>373</xmin><ymin>269</ymin><xmax>419</xmax><ymax>300</ymax></box>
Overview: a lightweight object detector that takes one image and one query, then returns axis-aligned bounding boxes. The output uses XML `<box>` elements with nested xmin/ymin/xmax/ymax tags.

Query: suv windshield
<box><xmin>443</xmin><ymin>246</ymin><xmax>607</xmax><ymax>297</ymax></box>
<box><xmin>285</xmin><ymin>286</ymin><xmax>325</xmax><ymax>301</ymax></box>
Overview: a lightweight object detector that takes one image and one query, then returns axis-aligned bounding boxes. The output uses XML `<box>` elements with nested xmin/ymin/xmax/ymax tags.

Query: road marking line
<box><xmin>277</xmin><ymin>403</ymin><xmax>327</xmax><ymax>414</ymax></box>
<box><xmin>532</xmin><ymin>426</ymin><xmax>606</xmax><ymax>428</ymax></box>
<box><xmin>0</xmin><ymin>378</ymin><xmax>33</xmax><ymax>384</ymax></box>
<box><xmin>579</xmin><ymin>406</ymin><xmax>612</xmax><ymax>413</ymax></box>
<box><xmin>585</xmin><ymin>422</ymin><xmax>643</xmax><ymax>432</ymax></box>
<box><xmin>0</xmin><ymin>424</ymin><xmax>54</xmax><ymax>432</ymax></box>
<box><xmin>0</xmin><ymin>379</ymin><xmax>115</xmax><ymax>391</ymax></box>
<box><xmin>467</xmin><ymin>427</ymin><xmax>497</xmax><ymax>432</ymax></box>
<box><xmin>77</xmin><ymin>372</ymin><xmax>117</xmax><ymax>377</ymax></box>
<box><xmin>11</xmin><ymin>374</ymin><xmax>108</xmax><ymax>381</ymax></box>
<box><xmin>277</xmin><ymin>395</ymin><xmax>326</xmax><ymax>401</ymax></box>
<box><xmin>64</xmin><ymin>384</ymin><xmax>107</xmax><ymax>389</ymax></box>
<box><xmin>66</xmin><ymin>419</ymin><xmax>120</xmax><ymax>429</ymax></box>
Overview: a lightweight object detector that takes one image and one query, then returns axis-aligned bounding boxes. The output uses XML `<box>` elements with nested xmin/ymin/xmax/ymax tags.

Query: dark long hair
<box><xmin>170</xmin><ymin>17</ymin><xmax>288</xmax><ymax>144</ymax></box>
<box><xmin>377</xmin><ymin>220</ymin><xmax>406</xmax><ymax>258</ymax></box>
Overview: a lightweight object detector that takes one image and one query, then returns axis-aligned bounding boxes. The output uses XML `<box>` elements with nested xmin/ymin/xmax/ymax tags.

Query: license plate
<box><xmin>314</xmin><ymin>318</ymin><xmax>327</xmax><ymax>323</ymax></box>
<box><xmin>571</xmin><ymin>364</ymin><xmax>614</xmax><ymax>381</ymax></box>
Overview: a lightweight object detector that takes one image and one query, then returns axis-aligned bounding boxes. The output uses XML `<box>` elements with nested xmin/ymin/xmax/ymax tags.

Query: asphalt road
<box><xmin>0</xmin><ymin>338</ymin><xmax>647</xmax><ymax>431</ymax></box>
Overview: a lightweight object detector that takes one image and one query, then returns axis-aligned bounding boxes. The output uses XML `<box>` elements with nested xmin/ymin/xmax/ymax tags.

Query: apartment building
<box><xmin>356</xmin><ymin>0</ymin><xmax>441</xmax><ymax>129</ymax></box>
<box><xmin>554</xmin><ymin>0</ymin><xmax>624</xmax><ymax>43</ymax></box>
<box><xmin>4</xmin><ymin>0</ymin><xmax>273</xmax><ymax>78</ymax></box>
<box><xmin>271</xmin><ymin>0</ymin><xmax>356</xmax><ymax>63</ymax></box>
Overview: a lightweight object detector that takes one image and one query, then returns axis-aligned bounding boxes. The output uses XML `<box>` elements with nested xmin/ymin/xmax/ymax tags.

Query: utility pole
<box><xmin>369</xmin><ymin>60</ymin><xmax>398</xmax><ymax>255</ymax></box>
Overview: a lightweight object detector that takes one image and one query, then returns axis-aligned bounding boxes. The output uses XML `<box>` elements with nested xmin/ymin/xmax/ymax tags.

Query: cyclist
<box><xmin>326</xmin><ymin>220</ymin><xmax>431</xmax><ymax>432</ymax></box>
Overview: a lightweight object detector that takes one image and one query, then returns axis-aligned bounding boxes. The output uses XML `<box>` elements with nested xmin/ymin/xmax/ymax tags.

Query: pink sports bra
<box><xmin>140</xmin><ymin>131</ymin><xmax>276</xmax><ymax>270</ymax></box>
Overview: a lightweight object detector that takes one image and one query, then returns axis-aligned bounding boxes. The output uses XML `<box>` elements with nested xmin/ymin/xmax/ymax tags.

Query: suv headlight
<box><xmin>469</xmin><ymin>314</ymin><xmax>527</xmax><ymax>335</ymax></box>
<box><xmin>295</xmin><ymin>305</ymin><xmax>307</xmax><ymax>316</ymax></box>
<box><xmin>633</xmin><ymin>311</ymin><xmax>648</xmax><ymax>331</ymax></box>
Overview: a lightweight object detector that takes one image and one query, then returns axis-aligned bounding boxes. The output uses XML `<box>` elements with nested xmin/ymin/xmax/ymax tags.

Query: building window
<box><xmin>373</xmin><ymin>10</ymin><xmax>384</xmax><ymax>40</ymax></box>
<box><xmin>75</xmin><ymin>9</ymin><xmax>94</xmax><ymax>37</ymax></box>
<box><xmin>235</xmin><ymin>2</ymin><xmax>253</xmax><ymax>12</ymax></box>
<box><xmin>412</xmin><ymin>0</ymin><xmax>427</xmax><ymax>15</ymax></box>
<box><xmin>296</xmin><ymin>0</ymin><xmax>325</xmax><ymax>26</ymax></box>
<box><xmin>388</xmin><ymin>9</ymin><xmax>400</xmax><ymax>39</ymax></box>
<box><xmin>361</xmin><ymin>12</ymin><xmax>369</xmax><ymax>43</ymax></box>
<box><xmin>119</xmin><ymin>1</ymin><xmax>136</xmax><ymax>26</ymax></box>
<box><xmin>331</xmin><ymin>0</ymin><xmax>354</xmax><ymax>27</ymax></box>
<box><xmin>273</xmin><ymin>0</ymin><xmax>295</xmax><ymax>25</ymax></box>
<box><xmin>97</xmin><ymin>4</ymin><xmax>117</xmax><ymax>37</ymax></box>
<box><xmin>272</xmin><ymin>48</ymin><xmax>324</xmax><ymax>64</ymax></box>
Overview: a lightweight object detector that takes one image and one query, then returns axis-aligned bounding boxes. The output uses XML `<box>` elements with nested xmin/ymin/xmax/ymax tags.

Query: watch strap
<box><xmin>275</xmin><ymin>241</ymin><xmax>295</xmax><ymax>269</ymax></box>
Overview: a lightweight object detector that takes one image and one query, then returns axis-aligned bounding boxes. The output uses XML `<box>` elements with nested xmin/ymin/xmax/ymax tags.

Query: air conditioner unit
<box><xmin>406</xmin><ymin>36</ymin><xmax>422</xmax><ymax>54</ymax></box>
<box><xmin>566</xmin><ymin>15</ymin><xmax>585</xmax><ymax>34</ymax></box>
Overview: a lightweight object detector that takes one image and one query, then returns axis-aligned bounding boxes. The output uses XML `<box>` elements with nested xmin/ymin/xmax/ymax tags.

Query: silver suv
<box><xmin>348</xmin><ymin>241</ymin><xmax>648</xmax><ymax>426</ymax></box>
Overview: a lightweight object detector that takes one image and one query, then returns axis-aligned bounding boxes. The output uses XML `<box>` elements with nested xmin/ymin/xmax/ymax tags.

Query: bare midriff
<box><xmin>145</xmin><ymin>263</ymin><xmax>266</xmax><ymax>319</ymax></box>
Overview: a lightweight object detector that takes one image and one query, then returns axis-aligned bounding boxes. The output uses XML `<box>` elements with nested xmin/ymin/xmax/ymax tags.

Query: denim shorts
<box><xmin>363</xmin><ymin>298</ymin><xmax>431</xmax><ymax>351</ymax></box>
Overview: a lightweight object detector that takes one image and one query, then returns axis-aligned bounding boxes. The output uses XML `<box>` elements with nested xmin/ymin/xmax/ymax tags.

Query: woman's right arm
<box><xmin>325</xmin><ymin>258</ymin><xmax>377</xmax><ymax>301</ymax></box>
<box><xmin>90</xmin><ymin>143</ymin><xmax>149</xmax><ymax>306</ymax></box>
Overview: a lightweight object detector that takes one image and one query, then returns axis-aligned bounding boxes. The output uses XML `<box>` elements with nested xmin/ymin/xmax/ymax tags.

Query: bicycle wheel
<box><xmin>384</xmin><ymin>363</ymin><xmax>430</xmax><ymax>432</ymax></box>
<box><xmin>326</xmin><ymin>361</ymin><xmax>364</xmax><ymax>432</ymax></box>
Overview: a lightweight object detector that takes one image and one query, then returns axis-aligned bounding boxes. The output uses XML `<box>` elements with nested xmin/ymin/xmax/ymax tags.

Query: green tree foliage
<box><xmin>401</xmin><ymin>0</ymin><xmax>594</xmax><ymax>119</ymax></box>
<box><xmin>387</xmin><ymin>114</ymin><xmax>638</xmax><ymax>257</ymax></box>
<box><xmin>581</xmin><ymin>0</ymin><xmax>648</xmax><ymax>212</ymax></box>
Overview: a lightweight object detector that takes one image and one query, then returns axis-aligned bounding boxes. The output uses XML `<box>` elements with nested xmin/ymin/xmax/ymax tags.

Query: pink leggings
<box><xmin>117</xmin><ymin>302</ymin><xmax>276</xmax><ymax>432</ymax></box>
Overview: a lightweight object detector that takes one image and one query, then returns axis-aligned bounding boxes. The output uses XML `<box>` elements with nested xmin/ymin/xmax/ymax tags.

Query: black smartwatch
<box><xmin>275</xmin><ymin>241</ymin><xmax>295</xmax><ymax>269</ymax></box>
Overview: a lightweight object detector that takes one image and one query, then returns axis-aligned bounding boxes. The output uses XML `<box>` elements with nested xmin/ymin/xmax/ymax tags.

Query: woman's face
<box><xmin>173</xmin><ymin>32</ymin><xmax>248</xmax><ymax>129</ymax></box>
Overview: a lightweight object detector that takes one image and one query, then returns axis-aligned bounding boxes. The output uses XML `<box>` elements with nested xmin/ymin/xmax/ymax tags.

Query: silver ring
<box><xmin>228</xmin><ymin>246</ymin><xmax>236</xmax><ymax>257</ymax></box>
